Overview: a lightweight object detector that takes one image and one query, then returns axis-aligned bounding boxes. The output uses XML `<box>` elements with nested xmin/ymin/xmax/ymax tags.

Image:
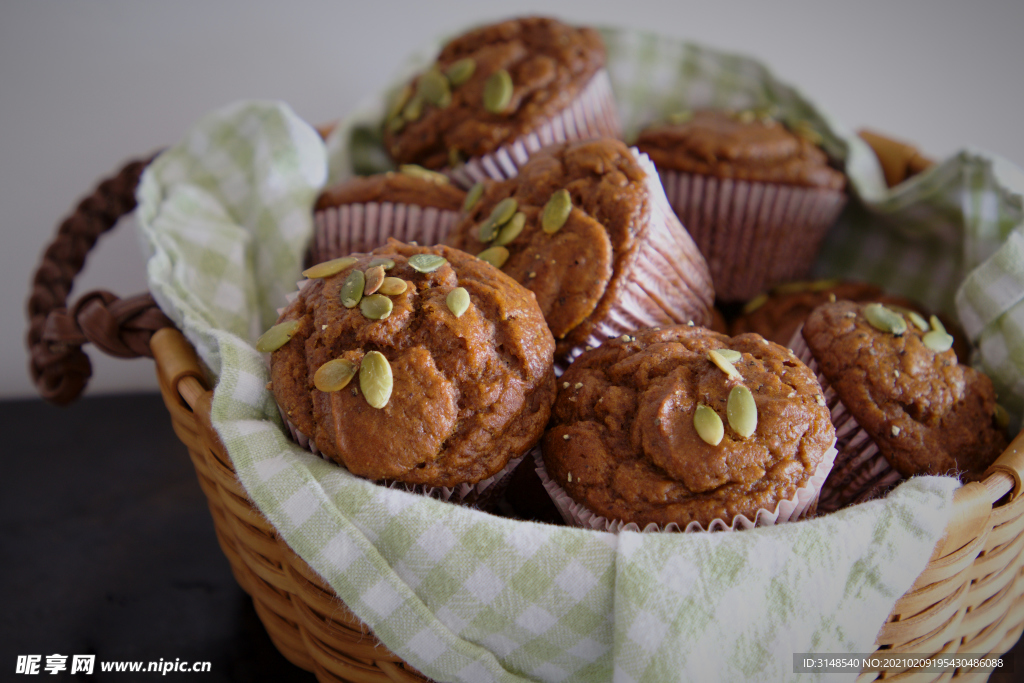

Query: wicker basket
<box><xmin>26</xmin><ymin>136</ymin><xmax>1024</xmax><ymax>682</ymax></box>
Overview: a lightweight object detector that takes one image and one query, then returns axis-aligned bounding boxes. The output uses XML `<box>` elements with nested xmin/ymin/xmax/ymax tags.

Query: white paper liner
<box><xmin>658</xmin><ymin>169</ymin><xmax>846</xmax><ymax>302</ymax></box>
<box><xmin>444</xmin><ymin>69</ymin><xmax>622</xmax><ymax>189</ymax></box>
<box><xmin>309</xmin><ymin>202</ymin><xmax>463</xmax><ymax>265</ymax></box>
<box><xmin>788</xmin><ymin>326</ymin><xmax>904</xmax><ymax>512</ymax></box>
<box><xmin>554</xmin><ymin>148</ymin><xmax>714</xmax><ymax>374</ymax></box>
<box><xmin>533</xmin><ymin>437</ymin><xmax>837</xmax><ymax>533</ymax></box>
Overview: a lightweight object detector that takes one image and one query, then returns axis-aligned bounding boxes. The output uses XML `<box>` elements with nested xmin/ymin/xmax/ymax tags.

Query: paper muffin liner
<box><xmin>309</xmin><ymin>202</ymin><xmax>463</xmax><ymax>265</ymax></box>
<box><xmin>270</xmin><ymin>282</ymin><xmax>519</xmax><ymax>508</ymax></box>
<box><xmin>444</xmin><ymin>69</ymin><xmax>622</xmax><ymax>189</ymax></box>
<box><xmin>555</xmin><ymin>149</ymin><xmax>715</xmax><ymax>373</ymax></box>
<box><xmin>658</xmin><ymin>169</ymin><xmax>847</xmax><ymax>302</ymax></box>
<box><xmin>788</xmin><ymin>326</ymin><xmax>903</xmax><ymax>512</ymax></box>
<box><xmin>533</xmin><ymin>440</ymin><xmax>837</xmax><ymax>533</ymax></box>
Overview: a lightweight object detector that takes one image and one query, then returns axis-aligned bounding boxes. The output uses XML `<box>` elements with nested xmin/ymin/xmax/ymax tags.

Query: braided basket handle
<box><xmin>26</xmin><ymin>154</ymin><xmax>174</xmax><ymax>405</ymax></box>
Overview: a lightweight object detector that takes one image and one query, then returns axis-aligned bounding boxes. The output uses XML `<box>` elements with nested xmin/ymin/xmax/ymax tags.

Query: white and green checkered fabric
<box><xmin>136</xmin><ymin>25</ymin><xmax>1023</xmax><ymax>683</ymax></box>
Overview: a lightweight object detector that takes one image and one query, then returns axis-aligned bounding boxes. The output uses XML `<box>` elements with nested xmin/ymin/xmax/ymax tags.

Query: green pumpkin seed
<box><xmin>313</xmin><ymin>358</ymin><xmax>357</xmax><ymax>392</ymax></box>
<box><xmin>477</xmin><ymin>246</ymin><xmax>509</xmax><ymax>268</ymax></box>
<box><xmin>387</xmin><ymin>117</ymin><xmax>406</xmax><ymax>134</ymax></box>
<box><xmin>737</xmin><ymin>110</ymin><xmax>756</xmax><ymax>124</ymax></box>
<box><xmin>994</xmin><ymin>404</ymin><xmax>1010</xmax><ymax>430</ymax></box>
<box><xmin>448</xmin><ymin>147</ymin><xmax>462</xmax><ymax>167</ymax></box>
<box><xmin>402</xmin><ymin>94</ymin><xmax>424</xmax><ymax>122</ymax></box>
<box><xmin>479</xmin><ymin>197</ymin><xmax>518</xmax><ymax>242</ymax></box>
<box><xmin>360</xmin><ymin>293</ymin><xmax>393</xmax><ymax>320</ymax></box>
<box><xmin>399</xmin><ymin>164</ymin><xmax>449</xmax><ymax>185</ymax></box>
<box><xmin>302</xmin><ymin>256</ymin><xmax>358</xmax><ymax>279</ymax></box>
<box><xmin>772</xmin><ymin>281</ymin><xmax>811</xmax><ymax>295</ymax></box>
<box><xmin>255</xmin><ymin>320</ymin><xmax>300</xmax><ymax>353</ymax></box>
<box><xmin>791</xmin><ymin>120</ymin><xmax>823</xmax><ymax>146</ymax></box>
<box><xmin>864</xmin><ymin>303</ymin><xmax>907</xmax><ymax>336</ymax></box>
<box><xmin>483</xmin><ymin>69</ymin><xmax>513</xmax><ymax>113</ymax></box>
<box><xmin>716</xmin><ymin>349</ymin><xmax>742</xmax><ymax>363</ymax></box>
<box><xmin>908</xmin><ymin>311</ymin><xmax>930</xmax><ymax>331</ymax></box>
<box><xmin>922</xmin><ymin>330</ymin><xmax>954</xmax><ymax>352</ymax></box>
<box><xmin>386</xmin><ymin>84</ymin><xmax>413</xmax><ymax>122</ymax></box>
<box><xmin>463</xmin><ymin>182</ymin><xmax>484</xmax><ymax>212</ymax></box>
<box><xmin>809</xmin><ymin>278</ymin><xmax>842</xmax><ymax>292</ymax></box>
<box><xmin>727</xmin><ymin>385</ymin><xmax>757</xmax><ymax>438</ymax></box>
<box><xmin>445</xmin><ymin>58</ymin><xmax>476</xmax><ymax>86</ymax></box>
<box><xmin>367</xmin><ymin>257</ymin><xmax>396</xmax><ymax>271</ymax></box>
<box><xmin>446</xmin><ymin>287</ymin><xmax>470</xmax><ymax>318</ymax></box>
<box><xmin>359</xmin><ymin>351</ymin><xmax>393</xmax><ymax>409</ymax></box>
<box><xmin>363</xmin><ymin>265</ymin><xmax>385</xmax><ymax>295</ymax></box>
<box><xmin>378</xmin><ymin>277</ymin><xmax>408</xmax><ymax>296</ymax></box>
<box><xmin>742</xmin><ymin>292</ymin><xmax>768</xmax><ymax>314</ymax></box>
<box><xmin>708</xmin><ymin>349</ymin><xmax>741</xmax><ymax>379</ymax></box>
<box><xmin>694</xmin><ymin>404</ymin><xmax>724</xmax><ymax>446</ymax></box>
<box><xmin>494</xmin><ymin>212</ymin><xmax>526</xmax><ymax>246</ymax></box>
<box><xmin>668</xmin><ymin>110</ymin><xmax>693</xmax><ymax>125</ymax></box>
<box><xmin>417</xmin><ymin>68</ymin><xmax>451</xmax><ymax>108</ymax></box>
<box><xmin>542</xmin><ymin>189</ymin><xmax>572</xmax><ymax>234</ymax></box>
<box><xmin>929</xmin><ymin>315</ymin><xmax>947</xmax><ymax>334</ymax></box>
<box><xmin>408</xmin><ymin>253</ymin><xmax>447</xmax><ymax>273</ymax></box>
<box><xmin>340</xmin><ymin>270</ymin><xmax>366</xmax><ymax>308</ymax></box>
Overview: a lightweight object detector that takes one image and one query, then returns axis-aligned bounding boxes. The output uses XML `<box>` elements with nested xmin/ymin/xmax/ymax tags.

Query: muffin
<box><xmin>446</xmin><ymin>137</ymin><xmax>715</xmax><ymax>366</ymax></box>
<box><xmin>635</xmin><ymin>109</ymin><xmax>847</xmax><ymax>302</ymax></box>
<box><xmin>382</xmin><ymin>16</ymin><xmax>621</xmax><ymax>189</ymax></box>
<box><xmin>792</xmin><ymin>300</ymin><xmax>1008</xmax><ymax>511</ymax></box>
<box><xmin>538</xmin><ymin>325</ymin><xmax>836</xmax><ymax>531</ymax></box>
<box><xmin>262</xmin><ymin>240</ymin><xmax>557</xmax><ymax>499</ymax></box>
<box><xmin>309</xmin><ymin>166</ymin><xmax>467</xmax><ymax>266</ymax></box>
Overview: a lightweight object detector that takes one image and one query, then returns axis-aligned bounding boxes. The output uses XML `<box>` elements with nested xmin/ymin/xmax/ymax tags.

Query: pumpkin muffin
<box><xmin>539</xmin><ymin>325</ymin><xmax>836</xmax><ymax>531</ymax></box>
<box><xmin>793</xmin><ymin>300</ymin><xmax>1007</xmax><ymax>510</ymax></box>
<box><xmin>263</xmin><ymin>240</ymin><xmax>556</xmax><ymax>493</ymax></box>
<box><xmin>382</xmin><ymin>16</ymin><xmax>621</xmax><ymax>188</ymax></box>
<box><xmin>447</xmin><ymin>137</ymin><xmax>714</xmax><ymax>366</ymax></box>
<box><xmin>635</xmin><ymin>109</ymin><xmax>847</xmax><ymax>301</ymax></box>
<box><xmin>309</xmin><ymin>166</ymin><xmax>466</xmax><ymax>266</ymax></box>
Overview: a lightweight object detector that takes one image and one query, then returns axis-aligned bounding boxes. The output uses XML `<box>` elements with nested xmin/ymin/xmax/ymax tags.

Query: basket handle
<box><xmin>26</xmin><ymin>154</ymin><xmax>174</xmax><ymax>405</ymax></box>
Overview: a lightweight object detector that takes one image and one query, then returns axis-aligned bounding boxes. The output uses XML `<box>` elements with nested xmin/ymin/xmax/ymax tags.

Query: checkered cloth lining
<box><xmin>135</xmin><ymin>25</ymin><xmax>1024</xmax><ymax>683</ymax></box>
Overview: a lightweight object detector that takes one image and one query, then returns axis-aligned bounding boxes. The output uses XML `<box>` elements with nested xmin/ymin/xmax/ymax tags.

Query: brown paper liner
<box><xmin>658</xmin><ymin>169</ymin><xmax>846</xmax><ymax>302</ymax></box>
<box><xmin>309</xmin><ymin>202</ymin><xmax>462</xmax><ymax>265</ymax></box>
<box><xmin>788</xmin><ymin>326</ymin><xmax>903</xmax><ymax>512</ymax></box>
<box><xmin>445</xmin><ymin>69</ymin><xmax>622</xmax><ymax>189</ymax></box>
<box><xmin>555</xmin><ymin>149</ymin><xmax>715</xmax><ymax>372</ymax></box>
<box><xmin>533</xmin><ymin>441</ymin><xmax>837</xmax><ymax>533</ymax></box>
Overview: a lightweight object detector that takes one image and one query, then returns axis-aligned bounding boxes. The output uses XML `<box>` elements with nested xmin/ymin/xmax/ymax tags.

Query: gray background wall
<box><xmin>4</xmin><ymin>0</ymin><xmax>1022</xmax><ymax>399</ymax></box>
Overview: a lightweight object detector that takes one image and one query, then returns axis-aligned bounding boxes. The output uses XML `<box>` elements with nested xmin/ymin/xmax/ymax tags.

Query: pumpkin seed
<box><xmin>742</xmin><ymin>292</ymin><xmax>768</xmax><ymax>314</ymax></box>
<box><xmin>479</xmin><ymin>197</ymin><xmax>518</xmax><ymax>242</ymax></box>
<box><xmin>463</xmin><ymin>182</ymin><xmax>484</xmax><ymax>212</ymax></box>
<box><xmin>483</xmin><ymin>69</ymin><xmax>513</xmax><ymax>113</ymax></box>
<box><xmin>908</xmin><ymin>311</ymin><xmax>930</xmax><ymax>331</ymax></box>
<box><xmin>363</xmin><ymin>265</ymin><xmax>385</xmax><ymax>295</ymax></box>
<box><xmin>387</xmin><ymin>117</ymin><xmax>406</xmax><ymax>134</ymax></box>
<box><xmin>408</xmin><ymin>253</ymin><xmax>447</xmax><ymax>273</ymax></box>
<box><xmin>340</xmin><ymin>270</ymin><xmax>366</xmax><ymax>308</ymax></box>
<box><xmin>477</xmin><ymin>246</ymin><xmax>509</xmax><ymax>268</ymax></box>
<box><xmin>446</xmin><ymin>287</ymin><xmax>470</xmax><ymax>318</ymax></box>
<box><xmin>995</xmin><ymin>404</ymin><xmax>1010</xmax><ymax>430</ymax></box>
<box><xmin>542</xmin><ymin>189</ymin><xmax>572</xmax><ymax>234</ymax></box>
<box><xmin>378</xmin><ymin>277</ymin><xmax>408</xmax><ymax>296</ymax></box>
<box><xmin>668</xmin><ymin>110</ymin><xmax>693</xmax><ymax>125</ymax></box>
<box><xmin>737</xmin><ymin>109</ymin><xmax>756</xmax><ymax>124</ymax></box>
<box><xmin>387</xmin><ymin>84</ymin><xmax>413</xmax><ymax>121</ymax></box>
<box><xmin>448</xmin><ymin>147</ymin><xmax>462</xmax><ymax>167</ymax></box>
<box><xmin>402</xmin><ymin>94</ymin><xmax>424</xmax><ymax>122</ymax></box>
<box><xmin>494</xmin><ymin>212</ymin><xmax>526</xmax><ymax>246</ymax></box>
<box><xmin>929</xmin><ymin>315</ymin><xmax>947</xmax><ymax>334</ymax></box>
<box><xmin>708</xmin><ymin>349</ymin><xmax>741</xmax><ymax>379</ymax></box>
<box><xmin>367</xmin><ymin>257</ymin><xmax>396</xmax><ymax>271</ymax></box>
<box><xmin>313</xmin><ymin>358</ymin><xmax>357</xmax><ymax>392</ymax></box>
<box><xmin>716</xmin><ymin>349</ymin><xmax>742</xmax><ymax>363</ymax></box>
<box><xmin>417</xmin><ymin>68</ymin><xmax>451</xmax><ymax>108</ymax></box>
<box><xmin>864</xmin><ymin>303</ymin><xmax>907</xmax><ymax>336</ymax></box>
<box><xmin>359</xmin><ymin>351</ymin><xmax>393</xmax><ymax>409</ymax></box>
<box><xmin>772</xmin><ymin>281</ymin><xmax>812</xmax><ymax>295</ymax></box>
<box><xmin>694</xmin><ymin>404</ymin><xmax>724</xmax><ymax>446</ymax></box>
<box><xmin>791</xmin><ymin>120</ymin><xmax>823</xmax><ymax>146</ymax></box>
<box><xmin>445</xmin><ymin>58</ymin><xmax>476</xmax><ymax>86</ymax></box>
<box><xmin>255</xmin><ymin>320</ymin><xmax>300</xmax><ymax>353</ymax></box>
<box><xmin>399</xmin><ymin>164</ymin><xmax>449</xmax><ymax>185</ymax></box>
<box><xmin>922</xmin><ymin>330</ymin><xmax>954</xmax><ymax>352</ymax></box>
<box><xmin>809</xmin><ymin>278</ymin><xmax>842</xmax><ymax>291</ymax></box>
<box><xmin>727</xmin><ymin>385</ymin><xmax>757</xmax><ymax>438</ymax></box>
<box><xmin>302</xmin><ymin>256</ymin><xmax>358</xmax><ymax>279</ymax></box>
<box><xmin>360</xmin><ymin>293</ymin><xmax>393</xmax><ymax>320</ymax></box>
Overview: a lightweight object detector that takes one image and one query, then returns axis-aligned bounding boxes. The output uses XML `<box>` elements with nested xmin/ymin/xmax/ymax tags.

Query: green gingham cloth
<box><xmin>135</xmin><ymin>27</ymin><xmax>1024</xmax><ymax>683</ymax></box>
